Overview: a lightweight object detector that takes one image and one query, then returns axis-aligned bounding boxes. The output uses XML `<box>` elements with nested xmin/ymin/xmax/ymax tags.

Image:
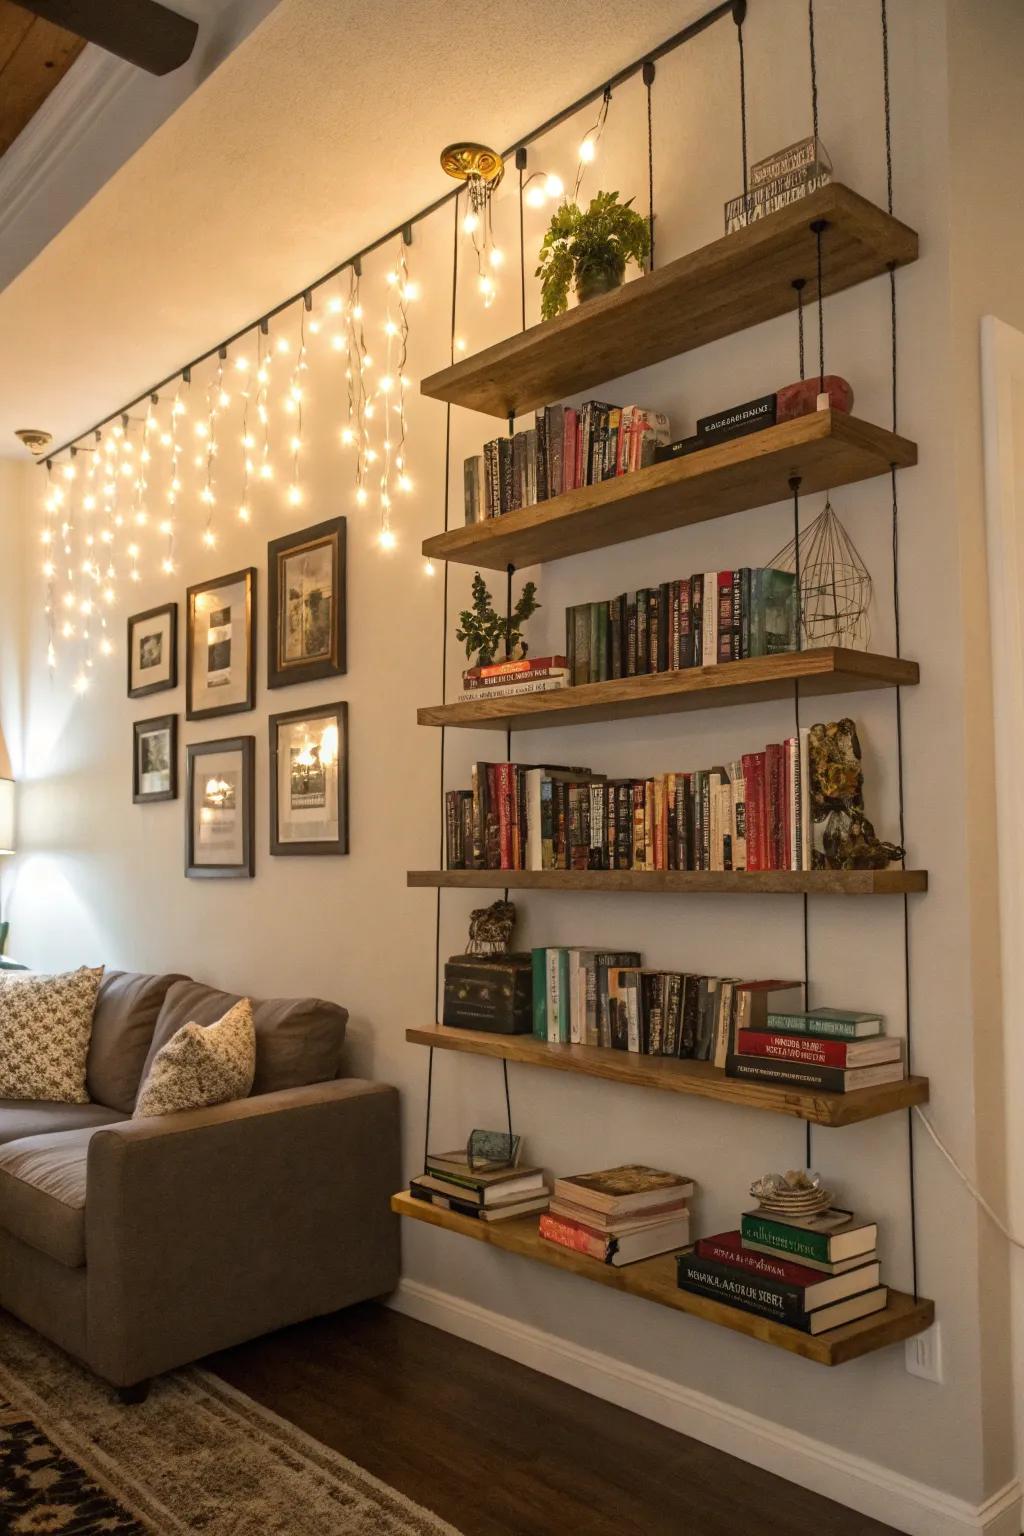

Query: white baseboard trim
<box><xmin>388</xmin><ymin>1279</ymin><xmax>1020</xmax><ymax>1536</ymax></box>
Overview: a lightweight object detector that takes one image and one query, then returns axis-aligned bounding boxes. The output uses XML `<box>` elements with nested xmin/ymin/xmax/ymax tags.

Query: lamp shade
<box><xmin>0</xmin><ymin>778</ymin><xmax>14</xmax><ymax>855</ymax></box>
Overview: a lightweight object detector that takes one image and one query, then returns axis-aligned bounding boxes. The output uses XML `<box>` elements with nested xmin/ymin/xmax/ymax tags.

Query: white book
<box><xmin>524</xmin><ymin>769</ymin><xmax>545</xmax><ymax>872</ymax></box>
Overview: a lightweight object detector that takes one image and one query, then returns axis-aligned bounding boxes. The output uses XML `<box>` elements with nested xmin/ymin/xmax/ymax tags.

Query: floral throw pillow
<box><xmin>134</xmin><ymin>998</ymin><xmax>255</xmax><ymax>1118</ymax></box>
<box><xmin>0</xmin><ymin>966</ymin><xmax>104</xmax><ymax>1103</ymax></box>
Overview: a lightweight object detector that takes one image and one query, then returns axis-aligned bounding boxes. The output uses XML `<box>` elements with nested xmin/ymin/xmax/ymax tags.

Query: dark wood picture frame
<box><xmin>132</xmin><ymin>714</ymin><xmax>178</xmax><ymax>804</ymax></box>
<box><xmin>186</xmin><ymin>567</ymin><xmax>257</xmax><ymax>721</ymax></box>
<box><xmin>185</xmin><ymin>735</ymin><xmax>255</xmax><ymax>879</ymax></box>
<box><xmin>267</xmin><ymin>518</ymin><xmax>346</xmax><ymax>689</ymax></box>
<box><xmin>269</xmin><ymin>701</ymin><xmax>349</xmax><ymax>856</ymax></box>
<box><xmin>127</xmin><ymin>602</ymin><xmax>178</xmax><ymax>698</ymax></box>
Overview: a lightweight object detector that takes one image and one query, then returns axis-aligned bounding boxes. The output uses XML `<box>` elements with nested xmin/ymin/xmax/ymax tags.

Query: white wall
<box><xmin>0</xmin><ymin>2</ymin><xmax>1017</xmax><ymax>1526</ymax></box>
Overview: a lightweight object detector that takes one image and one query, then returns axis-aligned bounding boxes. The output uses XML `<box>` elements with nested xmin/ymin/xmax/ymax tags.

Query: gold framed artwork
<box><xmin>186</xmin><ymin>568</ymin><xmax>256</xmax><ymax>720</ymax></box>
<box><xmin>269</xmin><ymin>702</ymin><xmax>348</xmax><ymax>856</ymax></box>
<box><xmin>127</xmin><ymin>603</ymin><xmax>177</xmax><ymax>698</ymax></box>
<box><xmin>185</xmin><ymin>736</ymin><xmax>255</xmax><ymax>879</ymax></box>
<box><xmin>267</xmin><ymin>518</ymin><xmax>346</xmax><ymax>689</ymax></box>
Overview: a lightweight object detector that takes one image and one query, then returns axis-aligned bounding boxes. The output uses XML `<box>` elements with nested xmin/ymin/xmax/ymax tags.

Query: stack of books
<box><xmin>723</xmin><ymin>135</ymin><xmax>834</xmax><ymax>234</ymax></box>
<box><xmin>726</xmin><ymin>1006</ymin><xmax>906</xmax><ymax>1094</ymax></box>
<box><xmin>565</xmin><ymin>567</ymin><xmax>797</xmax><ymax>684</ymax></box>
<box><xmin>460</xmin><ymin>654</ymin><xmax>570</xmax><ymax>703</ymax></box>
<box><xmin>677</xmin><ymin>1206</ymin><xmax>887</xmax><ymax>1335</ymax></box>
<box><xmin>443</xmin><ymin>731</ymin><xmax>819</xmax><ymax>872</ymax></box>
<box><xmin>464</xmin><ymin>401</ymin><xmax>672</xmax><ymax>521</ymax></box>
<box><xmin>410</xmin><ymin>1148</ymin><xmax>549</xmax><ymax>1223</ymax></box>
<box><xmin>540</xmin><ymin>1165</ymin><xmax>695</xmax><ymax>1266</ymax></box>
<box><xmin>531</xmin><ymin>950</ymin><xmax>796</xmax><ymax>1062</ymax></box>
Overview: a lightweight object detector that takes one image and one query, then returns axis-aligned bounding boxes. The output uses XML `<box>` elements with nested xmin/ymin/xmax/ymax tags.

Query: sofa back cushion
<box><xmin>87</xmin><ymin>970</ymin><xmax>190</xmax><ymax>1113</ymax></box>
<box><xmin>142</xmin><ymin>980</ymin><xmax>347</xmax><ymax>1100</ymax></box>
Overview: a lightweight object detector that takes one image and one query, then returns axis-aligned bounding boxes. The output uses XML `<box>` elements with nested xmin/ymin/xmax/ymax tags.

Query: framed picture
<box><xmin>269</xmin><ymin>702</ymin><xmax>348</xmax><ymax>856</ymax></box>
<box><xmin>186</xmin><ymin>568</ymin><xmax>256</xmax><ymax>721</ymax></box>
<box><xmin>185</xmin><ymin>736</ymin><xmax>255</xmax><ymax>879</ymax></box>
<box><xmin>133</xmin><ymin>714</ymin><xmax>177</xmax><ymax>804</ymax></box>
<box><xmin>267</xmin><ymin>518</ymin><xmax>346</xmax><ymax>689</ymax></box>
<box><xmin>127</xmin><ymin>603</ymin><xmax>177</xmax><ymax>698</ymax></box>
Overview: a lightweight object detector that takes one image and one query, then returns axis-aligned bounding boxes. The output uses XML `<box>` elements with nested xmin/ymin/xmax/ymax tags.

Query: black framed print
<box><xmin>269</xmin><ymin>702</ymin><xmax>348</xmax><ymax>856</ymax></box>
<box><xmin>267</xmin><ymin>518</ymin><xmax>346</xmax><ymax>689</ymax></box>
<box><xmin>133</xmin><ymin>715</ymin><xmax>177</xmax><ymax>804</ymax></box>
<box><xmin>127</xmin><ymin>603</ymin><xmax>177</xmax><ymax>698</ymax></box>
<box><xmin>186</xmin><ymin>736</ymin><xmax>255</xmax><ymax>879</ymax></box>
<box><xmin>186</xmin><ymin>568</ymin><xmax>256</xmax><ymax>720</ymax></box>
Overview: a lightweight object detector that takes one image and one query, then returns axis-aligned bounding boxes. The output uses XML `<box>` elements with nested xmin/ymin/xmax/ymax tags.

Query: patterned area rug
<box><xmin>0</xmin><ymin>1313</ymin><xmax>462</xmax><ymax>1535</ymax></box>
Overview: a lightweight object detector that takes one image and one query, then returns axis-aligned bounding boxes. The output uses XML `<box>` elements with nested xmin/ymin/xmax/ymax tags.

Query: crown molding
<box><xmin>0</xmin><ymin>46</ymin><xmax>135</xmax><ymax>244</ymax></box>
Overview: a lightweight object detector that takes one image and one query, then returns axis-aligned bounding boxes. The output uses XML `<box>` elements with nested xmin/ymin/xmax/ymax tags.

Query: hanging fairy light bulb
<box><xmin>41</xmin><ymin>460</ymin><xmax>60</xmax><ymax>670</ymax></box>
<box><xmin>376</xmin><ymin>234</ymin><xmax>414</xmax><ymax>552</ymax></box>
<box><xmin>285</xmin><ymin>296</ymin><xmax>310</xmax><ymax>508</ymax></box>
<box><xmin>573</xmin><ymin>86</ymin><xmax>611</xmax><ymax>200</ymax></box>
<box><xmin>256</xmin><ymin>320</ymin><xmax>274</xmax><ymax>484</ymax></box>
<box><xmin>163</xmin><ymin>372</ymin><xmax>188</xmax><ymax>573</ymax></box>
<box><xmin>238</xmin><ymin>346</ymin><xmax>254</xmax><ymax>524</ymax></box>
<box><xmin>199</xmin><ymin>349</ymin><xmax>225</xmax><ymax>547</ymax></box>
<box><xmin>342</xmin><ymin>260</ymin><xmax>371</xmax><ymax>507</ymax></box>
<box><xmin>440</xmin><ymin>143</ymin><xmax>505</xmax><ymax>308</ymax></box>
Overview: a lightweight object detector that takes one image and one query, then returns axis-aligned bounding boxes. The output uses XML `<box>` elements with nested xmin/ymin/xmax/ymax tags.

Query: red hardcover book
<box><xmin>465</xmin><ymin>655</ymin><xmax>568</xmax><ymax>680</ymax></box>
<box><xmin>563</xmin><ymin>408</ymin><xmax>577</xmax><ymax>492</ymax></box>
<box><xmin>742</xmin><ymin>752</ymin><xmax>764</xmax><ymax>871</ymax></box>
<box><xmin>694</xmin><ymin>1229</ymin><xmax>840</xmax><ymax>1286</ymax></box>
<box><xmin>764</xmin><ymin>742</ymin><xmax>783</xmax><ymax>871</ymax></box>
<box><xmin>738</xmin><ymin>1030</ymin><xmax>854</xmax><ymax>1066</ymax></box>
<box><xmin>495</xmin><ymin>763</ymin><xmax>514</xmax><ymax>869</ymax></box>
<box><xmin>782</xmin><ymin>738</ymin><xmax>793</xmax><ymax>872</ymax></box>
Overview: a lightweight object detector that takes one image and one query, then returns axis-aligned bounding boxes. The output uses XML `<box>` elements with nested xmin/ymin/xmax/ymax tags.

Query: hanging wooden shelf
<box><xmin>391</xmin><ymin>1193</ymin><xmax>934</xmax><ymax>1366</ymax></box>
<box><xmin>420</xmin><ymin>184</ymin><xmax>918</xmax><ymax>419</ymax></box>
<box><xmin>405</xmin><ymin>1025</ymin><xmax>929</xmax><ymax>1127</ymax></box>
<box><xmin>422</xmin><ymin>411</ymin><xmax>916</xmax><ymax>571</ymax></box>
<box><xmin>419</xmin><ymin>647</ymin><xmax>918</xmax><ymax>732</ymax></box>
<box><xmin>408</xmin><ymin>868</ymin><xmax>928</xmax><ymax>895</ymax></box>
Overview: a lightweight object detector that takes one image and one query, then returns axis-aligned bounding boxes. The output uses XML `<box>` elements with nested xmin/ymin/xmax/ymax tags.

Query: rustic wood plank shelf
<box><xmin>420</xmin><ymin>185</ymin><xmax>918</xmax><ymax>419</ymax></box>
<box><xmin>422</xmin><ymin>411</ymin><xmax>916</xmax><ymax>570</ymax></box>
<box><xmin>419</xmin><ymin>648</ymin><xmax>918</xmax><ymax>732</ymax></box>
<box><xmin>391</xmin><ymin>1192</ymin><xmax>934</xmax><ymax>1365</ymax></box>
<box><xmin>408</xmin><ymin>868</ymin><xmax>928</xmax><ymax>895</ymax></box>
<box><xmin>405</xmin><ymin>1025</ymin><xmax>929</xmax><ymax>1127</ymax></box>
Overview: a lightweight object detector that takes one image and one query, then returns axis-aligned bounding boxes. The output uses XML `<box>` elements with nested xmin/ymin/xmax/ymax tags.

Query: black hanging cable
<box><xmin>880</xmin><ymin>0</ymin><xmax>918</xmax><ymax>1303</ymax></box>
<box><xmin>813</xmin><ymin>221</ymin><xmax>826</xmax><ymax>391</ymax></box>
<box><xmin>425</xmin><ymin>194</ymin><xmax>461</xmax><ymax>1174</ymax></box>
<box><xmin>516</xmin><ymin>145</ymin><xmax>527</xmax><ymax>332</ymax></box>
<box><xmin>643</xmin><ymin>61</ymin><xmax>656</xmax><ymax>269</ymax></box>
<box><xmin>734</xmin><ymin>1</ymin><xmax>749</xmax><ymax>206</ymax></box>
<box><xmin>503</xmin><ymin>1060</ymin><xmax>514</xmax><ymax>1139</ymax></box>
<box><xmin>793</xmin><ymin>278</ymin><xmax>807</xmax><ymax>381</ymax></box>
<box><xmin>790</xmin><ymin>474</ymin><xmax>812</xmax><ymax>1168</ymax></box>
<box><xmin>808</xmin><ymin>0</ymin><xmax>819</xmax><ymax>146</ymax></box>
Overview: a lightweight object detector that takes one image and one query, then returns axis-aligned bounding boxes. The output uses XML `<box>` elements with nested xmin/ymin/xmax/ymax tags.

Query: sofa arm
<box><xmin>85</xmin><ymin>1079</ymin><xmax>401</xmax><ymax>1386</ymax></box>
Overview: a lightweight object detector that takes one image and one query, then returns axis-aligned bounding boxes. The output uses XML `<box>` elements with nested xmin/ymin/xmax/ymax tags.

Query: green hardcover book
<box><xmin>532</xmin><ymin>948</ymin><xmax>548</xmax><ymax>1040</ymax></box>
<box><xmin>740</xmin><ymin>1208</ymin><xmax>876</xmax><ymax>1265</ymax></box>
<box><xmin>765</xmin><ymin>1009</ymin><xmax>883</xmax><ymax>1040</ymax></box>
<box><xmin>597</xmin><ymin>602</ymin><xmax>610</xmax><ymax>682</ymax></box>
<box><xmin>749</xmin><ymin>569</ymin><xmax>765</xmax><ymax>657</ymax></box>
<box><xmin>574</xmin><ymin>607</ymin><xmax>592</xmax><ymax>687</ymax></box>
<box><xmin>762</xmin><ymin>568</ymin><xmax>798</xmax><ymax>654</ymax></box>
<box><xmin>557</xmin><ymin>948</ymin><xmax>572</xmax><ymax>1042</ymax></box>
<box><xmin>588</xmin><ymin>603</ymin><xmax>602</xmax><ymax>686</ymax></box>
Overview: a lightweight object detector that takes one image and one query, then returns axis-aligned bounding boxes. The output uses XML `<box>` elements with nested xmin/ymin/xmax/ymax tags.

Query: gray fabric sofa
<box><xmin>0</xmin><ymin>970</ymin><xmax>401</xmax><ymax>1394</ymax></box>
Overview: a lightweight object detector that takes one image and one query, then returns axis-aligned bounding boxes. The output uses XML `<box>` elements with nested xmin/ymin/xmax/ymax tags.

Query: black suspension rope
<box><xmin>503</xmin><ymin>1060</ymin><xmax>514</xmax><ymax>1139</ymax></box>
<box><xmin>790</xmin><ymin>475</ymin><xmax>812</xmax><ymax>1168</ymax></box>
<box><xmin>793</xmin><ymin>278</ymin><xmax>807</xmax><ymax>381</ymax></box>
<box><xmin>813</xmin><ymin>222</ymin><xmax>825</xmax><ymax>390</ymax></box>
<box><xmin>735</xmin><ymin>5</ymin><xmax>749</xmax><ymax>203</ymax></box>
<box><xmin>808</xmin><ymin>0</ymin><xmax>819</xmax><ymax>146</ymax></box>
<box><xmin>880</xmin><ymin>0</ymin><xmax>918</xmax><ymax>1303</ymax></box>
<box><xmin>643</xmin><ymin>61</ymin><xmax>656</xmax><ymax>269</ymax></box>
<box><xmin>516</xmin><ymin>146</ymin><xmax>528</xmax><ymax>332</ymax></box>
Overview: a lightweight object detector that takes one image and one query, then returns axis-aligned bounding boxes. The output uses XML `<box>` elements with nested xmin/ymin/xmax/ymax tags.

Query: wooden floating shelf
<box><xmin>405</xmin><ymin>1025</ymin><xmax>929</xmax><ymax>1128</ymax></box>
<box><xmin>423</xmin><ymin>411</ymin><xmax>916</xmax><ymax>571</ymax></box>
<box><xmin>420</xmin><ymin>184</ymin><xmax>919</xmax><ymax>419</ymax></box>
<box><xmin>419</xmin><ymin>647</ymin><xmax>919</xmax><ymax>732</ymax></box>
<box><xmin>408</xmin><ymin>868</ymin><xmax>928</xmax><ymax>895</ymax></box>
<box><xmin>392</xmin><ymin>1192</ymin><xmax>934</xmax><ymax>1366</ymax></box>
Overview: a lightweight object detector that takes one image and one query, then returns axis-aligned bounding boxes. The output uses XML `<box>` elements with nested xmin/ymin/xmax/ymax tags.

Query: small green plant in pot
<box><xmin>536</xmin><ymin>191</ymin><xmax>650</xmax><ymax>321</ymax></box>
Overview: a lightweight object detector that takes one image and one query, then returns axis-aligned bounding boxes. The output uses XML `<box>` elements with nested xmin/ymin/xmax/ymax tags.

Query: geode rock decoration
<box><xmin>466</xmin><ymin>899</ymin><xmax>517</xmax><ymax>954</ymax></box>
<box><xmin>808</xmin><ymin>718</ymin><xmax>906</xmax><ymax>870</ymax></box>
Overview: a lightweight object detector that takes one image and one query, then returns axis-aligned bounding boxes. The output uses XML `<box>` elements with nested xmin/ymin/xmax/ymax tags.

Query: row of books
<box><xmin>565</xmin><ymin>568</ymin><xmax>798</xmax><ymax>684</ymax></box>
<box><xmin>725</xmin><ymin>1005</ymin><xmax>906</xmax><ymax>1094</ymax></box>
<box><xmin>464</xmin><ymin>402</ymin><xmax>672</xmax><ymax>521</ymax></box>
<box><xmin>677</xmin><ymin>1205</ymin><xmax>886</xmax><ymax>1336</ymax></box>
<box><xmin>444</xmin><ymin>738</ymin><xmax>816</xmax><ymax>873</ymax></box>
<box><xmin>409</xmin><ymin>1147</ymin><xmax>549</xmax><ymax>1223</ymax></box>
<box><xmin>539</xmin><ymin>1164</ymin><xmax>694</xmax><ymax>1267</ymax></box>
<box><xmin>531</xmin><ymin>950</ymin><xmax>792</xmax><ymax>1062</ymax></box>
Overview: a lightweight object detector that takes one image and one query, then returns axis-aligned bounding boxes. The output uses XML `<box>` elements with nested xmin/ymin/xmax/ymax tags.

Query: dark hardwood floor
<box><xmin>205</xmin><ymin>1302</ymin><xmax>900</xmax><ymax>1536</ymax></box>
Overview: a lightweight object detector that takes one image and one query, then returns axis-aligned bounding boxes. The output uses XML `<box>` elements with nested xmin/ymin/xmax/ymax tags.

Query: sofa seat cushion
<box><xmin>0</xmin><ymin>1100</ymin><xmax>127</xmax><ymax>1147</ymax></box>
<box><xmin>143</xmin><ymin>981</ymin><xmax>347</xmax><ymax>1100</ymax></box>
<box><xmin>0</xmin><ymin>1126</ymin><xmax>111</xmax><ymax>1268</ymax></box>
<box><xmin>87</xmin><ymin>970</ymin><xmax>190</xmax><ymax>1114</ymax></box>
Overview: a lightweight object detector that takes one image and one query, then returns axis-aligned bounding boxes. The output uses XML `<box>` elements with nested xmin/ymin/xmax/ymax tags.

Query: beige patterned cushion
<box><xmin>0</xmin><ymin>967</ymin><xmax>104</xmax><ymax>1104</ymax></box>
<box><xmin>134</xmin><ymin>998</ymin><xmax>255</xmax><ymax>1118</ymax></box>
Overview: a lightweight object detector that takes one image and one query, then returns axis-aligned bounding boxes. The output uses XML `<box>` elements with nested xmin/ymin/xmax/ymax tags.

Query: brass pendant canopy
<box><xmin>440</xmin><ymin>142</ymin><xmax>505</xmax><ymax>189</ymax></box>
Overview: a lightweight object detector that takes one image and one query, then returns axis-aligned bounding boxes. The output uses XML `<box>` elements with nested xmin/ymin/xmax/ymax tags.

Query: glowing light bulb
<box><xmin>219</xmin><ymin>390</ymin><xmax>231</xmax><ymax>408</ymax></box>
<box><xmin>385</xmin><ymin>271</ymin><xmax>397</xmax><ymax>286</ymax></box>
<box><xmin>259</xmin><ymin>463</ymin><xmax>273</xmax><ymax>480</ymax></box>
<box><xmin>424</xmin><ymin>559</ymin><xmax>435</xmax><ymax>576</ymax></box>
<box><xmin>127</xmin><ymin>543</ymin><xmax>139</xmax><ymax>558</ymax></box>
<box><xmin>195</xmin><ymin>422</ymin><xmax>209</xmax><ymax>439</ymax></box>
<box><xmin>242</xmin><ymin>432</ymin><xmax>255</xmax><ymax>449</ymax></box>
<box><xmin>379</xmin><ymin>374</ymin><xmax>394</xmax><ymax>392</ymax></box>
<box><xmin>365</xmin><ymin>448</ymin><xmax>378</xmax><ymax>464</ymax></box>
<box><xmin>308</xmin><ymin>318</ymin><xmax>321</xmax><ymax>334</ymax></box>
<box><xmin>355</xmin><ymin>486</ymin><xmax>368</xmax><ymax>507</ymax></box>
<box><xmin>545</xmin><ymin>173</ymin><xmax>564</xmax><ymax>197</ymax></box>
<box><xmin>62</xmin><ymin>463</ymin><xmax>77</xmax><ymax>481</ymax></box>
<box><xmin>162</xmin><ymin>557</ymin><xmax>175</xmax><ymax>574</ymax></box>
<box><xmin>234</xmin><ymin>357</ymin><xmax>250</xmax><ymax>373</ymax></box>
<box><xmin>353</xmin><ymin>304</ymin><xmax>363</xmax><ymax>320</ymax></box>
<box><xmin>403</xmin><ymin>282</ymin><xmax>418</xmax><ymax>301</ymax></box>
<box><xmin>479</xmin><ymin>275</ymin><xmax>494</xmax><ymax>297</ymax></box>
<box><xmin>83</xmin><ymin>495</ymin><xmax>96</xmax><ymax>511</ymax></box>
<box><xmin>365</xmin><ymin>403</ymin><xmax>375</xmax><ymax>419</ymax></box>
<box><xmin>331</xmin><ymin>335</ymin><xmax>345</xmax><ymax>352</ymax></box>
<box><xmin>525</xmin><ymin>184</ymin><xmax>546</xmax><ymax>208</ymax></box>
<box><xmin>276</xmin><ymin>337</ymin><xmax>290</xmax><ymax>354</ymax></box>
<box><xmin>160</xmin><ymin>519</ymin><xmax>172</xmax><ymax>535</ymax></box>
<box><xmin>363</xmin><ymin>355</ymin><xmax>373</xmax><ymax>368</ymax></box>
<box><xmin>385</xmin><ymin>320</ymin><xmax>398</xmax><ymax>336</ymax></box>
<box><xmin>62</xmin><ymin>593</ymin><xmax>75</xmax><ymax>610</ymax></box>
<box><xmin>399</xmin><ymin>474</ymin><xmax>413</xmax><ymax>493</ymax></box>
<box><xmin>238</xmin><ymin>504</ymin><xmax>251</xmax><ymax>523</ymax></box>
<box><xmin>287</xmin><ymin>484</ymin><xmax>303</xmax><ymax>507</ymax></box>
<box><xmin>160</xmin><ymin>432</ymin><xmax>172</xmax><ymax>447</ymax></box>
<box><xmin>489</xmin><ymin>247</ymin><xmax>504</xmax><ymax>268</ymax></box>
<box><xmin>290</xmin><ymin>435</ymin><xmax>302</xmax><ymax>453</ymax></box>
<box><xmin>41</xmin><ymin>530</ymin><xmax>52</xmax><ymax>545</ymax></box>
<box><xmin>80</xmin><ymin>599</ymin><xmax>93</xmax><ymax>616</ymax></box>
<box><xmin>463</xmin><ymin>211</ymin><xmax>480</xmax><ymax>235</ymax></box>
<box><xmin>455</xmin><ymin>337</ymin><xmax>467</xmax><ymax>352</ymax></box>
<box><xmin>42</xmin><ymin>560</ymin><xmax>55</xmax><ymax>577</ymax></box>
<box><xmin>328</xmin><ymin>296</ymin><xmax>343</xmax><ymax>314</ymax></box>
<box><xmin>378</xmin><ymin>528</ymin><xmax>397</xmax><ymax>551</ymax></box>
<box><xmin>340</xmin><ymin>427</ymin><xmax>354</xmax><ymax>446</ymax></box>
<box><xmin>199</xmin><ymin>487</ymin><xmax>215</xmax><ymax>506</ymax></box>
<box><xmin>202</xmin><ymin>530</ymin><xmax>216</xmax><ymax>548</ymax></box>
<box><xmin>103</xmin><ymin>587</ymin><xmax>115</xmax><ymax>603</ymax></box>
<box><xmin>73</xmin><ymin>673</ymin><xmax>89</xmax><ymax>695</ymax></box>
<box><xmin>579</xmin><ymin>136</ymin><xmax>596</xmax><ymax>163</ymax></box>
<box><xmin>130</xmin><ymin>570</ymin><xmax>141</xmax><ymax>583</ymax></box>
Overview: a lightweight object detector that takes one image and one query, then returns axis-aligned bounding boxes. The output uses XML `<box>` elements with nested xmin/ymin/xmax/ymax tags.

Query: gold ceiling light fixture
<box><xmin>15</xmin><ymin>428</ymin><xmax>53</xmax><ymax>455</ymax></box>
<box><xmin>441</xmin><ymin>142</ymin><xmax>506</xmax><ymax>307</ymax></box>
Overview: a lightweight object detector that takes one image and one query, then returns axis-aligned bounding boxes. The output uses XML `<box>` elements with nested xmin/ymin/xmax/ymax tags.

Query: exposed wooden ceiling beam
<box><xmin>10</xmin><ymin>0</ymin><xmax>197</xmax><ymax>76</ymax></box>
<box><xmin>0</xmin><ymin>1</ymin><xmax>84</xmax><ymax>157</ymax></box>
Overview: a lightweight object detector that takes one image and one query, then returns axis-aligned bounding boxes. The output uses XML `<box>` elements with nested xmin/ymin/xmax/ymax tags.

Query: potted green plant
<box><xmin>456</xmin><ymin>572</ymin><xmax>540</xmax><ymax>667</ymax></box>
<box><xmin>536</xmin><ymin>191</ymin><xmax>650</xmax><ymax>321</ymax></box>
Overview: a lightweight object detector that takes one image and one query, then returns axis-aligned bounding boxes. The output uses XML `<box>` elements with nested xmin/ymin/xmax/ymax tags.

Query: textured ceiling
<box><xmin>0</xmin><ymin>0</ymin><xmax>709</xmax><ymax>455</ymax></box>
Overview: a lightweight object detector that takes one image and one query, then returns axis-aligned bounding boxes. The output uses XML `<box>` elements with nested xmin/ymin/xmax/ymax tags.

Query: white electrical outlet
<box><xmin>905</xmin><ymin>1323</ymin><xmax>943</xmax><ymax>1383</ymax></box>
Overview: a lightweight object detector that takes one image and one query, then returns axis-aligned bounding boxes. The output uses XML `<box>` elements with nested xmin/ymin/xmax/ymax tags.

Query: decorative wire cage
<box><xmin>767</xmin><ymin>497</ymin><xmax>873</xmax><ymax>649</ymax></box>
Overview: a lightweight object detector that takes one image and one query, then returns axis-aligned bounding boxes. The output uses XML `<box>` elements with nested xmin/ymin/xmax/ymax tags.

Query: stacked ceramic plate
<box><xmin>749</xmin><ymin>1171</ymin><xmax>834</xmax><ymax>1217</ymax></box>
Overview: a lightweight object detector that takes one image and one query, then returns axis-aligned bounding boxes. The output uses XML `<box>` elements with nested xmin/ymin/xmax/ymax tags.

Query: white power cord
<box><xmin>913</xmin><ymin>1106</ymin><xmax>1024</xmax><ymax>1253</ymax></box>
